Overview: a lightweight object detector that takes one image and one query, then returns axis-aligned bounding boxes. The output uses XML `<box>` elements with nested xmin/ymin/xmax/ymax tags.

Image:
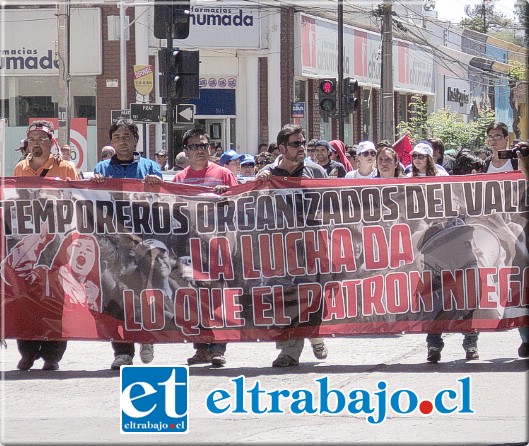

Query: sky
<box><xmin>435</xmin><ymin>0</ymin><xmax>517</xmax><ymax>23</ymax></box>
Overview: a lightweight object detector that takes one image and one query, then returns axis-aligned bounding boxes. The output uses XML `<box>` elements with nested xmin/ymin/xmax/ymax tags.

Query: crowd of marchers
<box><xmin>6</xmin><ymin>118</ymin><xmax>529</xmax><ymax>372</ymax></box>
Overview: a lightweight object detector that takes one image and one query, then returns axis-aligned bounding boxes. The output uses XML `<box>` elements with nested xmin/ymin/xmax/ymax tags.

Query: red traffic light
<box><xmin>319</xmin><ymin>79</ymin><xmax>336</xmax><ymax>94</ymax></box>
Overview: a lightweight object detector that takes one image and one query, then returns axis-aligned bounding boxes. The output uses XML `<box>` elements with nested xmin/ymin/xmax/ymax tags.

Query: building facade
<box><xmin>1</xmin><ymin>1</ymin><xmax>526</xmax><ymax>175</ymax></box>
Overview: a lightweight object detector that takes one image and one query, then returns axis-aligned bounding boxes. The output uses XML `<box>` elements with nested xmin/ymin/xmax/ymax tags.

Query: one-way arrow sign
<box><xmin>176</xmin><ymin>104</ymin><xmax>195</xmax><ymax>124</ymax></box>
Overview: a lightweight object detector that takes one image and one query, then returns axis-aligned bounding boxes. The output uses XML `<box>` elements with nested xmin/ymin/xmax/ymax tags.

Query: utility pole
<box><xmin>380</xmin><ymin>0</ymin><xmax>395</xmax><ymax>142</ymax></box>
<box><xmin>120</xmin><ymin>0</ymin><xmax>128</xmax><ymax>110</ymax></box>
<box><xmin>337</xmin><ymin>0</ymin><xmax>344</xmax><ymax>141</ymax></box>
<box><xmin>482</xmin><ymin>0</ymin><xmax>486</xmax><ymax>33</ymax></box>
<box><xmin>57</xmin><ymin>0</ymin><xmax>71</xmax><ymax>146</ymax></box>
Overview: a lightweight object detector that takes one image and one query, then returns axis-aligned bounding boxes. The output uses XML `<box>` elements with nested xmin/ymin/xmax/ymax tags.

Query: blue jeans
<box><xmin>427</xmin><ymin>332</ymin><xmax>479</xmax><ymax>350</ymax></box>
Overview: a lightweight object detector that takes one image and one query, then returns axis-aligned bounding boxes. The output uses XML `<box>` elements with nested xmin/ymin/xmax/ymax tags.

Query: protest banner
<box><xmin>1</xmin><ymin>173</ymin><xmax>528</xmax><ymax>343</ymax></box>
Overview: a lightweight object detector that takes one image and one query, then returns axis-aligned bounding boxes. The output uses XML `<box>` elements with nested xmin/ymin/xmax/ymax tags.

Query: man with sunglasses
<box><xmin>172</xmin><ymin>128</ymin><xmax>238</xmax><ymax>367</ymax></box>
<box><xmin>256</xmin><ymin>124</ymin><xmax>330</xmax><ymax>367</ymax></box>
<box><xmin>12</xmin><ymin>120</ymin><xmax>79</xmax><ymax>371</ymax></box>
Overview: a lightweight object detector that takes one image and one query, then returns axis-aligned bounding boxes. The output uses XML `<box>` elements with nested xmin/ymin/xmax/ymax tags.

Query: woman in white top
<box><xmin>344</xmin><ymin>141</ymin><xmax>376</xmax><ymax>179</ymax></box>
<box><xmin>407</xmin><ymin>142</ymin><xmax>449</xmax><ymax>177</ymax></box>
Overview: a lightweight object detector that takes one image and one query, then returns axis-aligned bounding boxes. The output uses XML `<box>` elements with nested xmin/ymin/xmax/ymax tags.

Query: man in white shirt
<box><xmin>484</xmin><ymin>121</ymin><xmax>517</xmax><ymax>173</ymax></box>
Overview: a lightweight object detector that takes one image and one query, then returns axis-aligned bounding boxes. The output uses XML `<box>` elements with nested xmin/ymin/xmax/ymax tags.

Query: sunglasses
<box><xmin>185</xmin><ymin>143</ymin><xmax>210</xmax><ymax>151</ymax></box>
<box><xmin>27</xmin><ymin>136</ymin><xmax>50</xmax><ymax>144</ymax></box>
<box><xmin>412</xmin><ymin>154</ymin><xmax>426</xmax><ymax>160</ymax></box>
<box><xmin>286</xmin><ymin>140</ymin><xmax>307</xmax><ymax>148</ymax></box>
<box><xmin>256</xmin><ymin>161</ymin><xmax>268</xmax><ymax>166</ymax></box>
<box><xmin>360</xmin><ymin>151</ymin><xmax>377</xmax><ymax>157</ymax></box>
<box><xmin>242</xmin><ymin>164</ymin><xmax>255</xmax><ymax>168</ymax></box>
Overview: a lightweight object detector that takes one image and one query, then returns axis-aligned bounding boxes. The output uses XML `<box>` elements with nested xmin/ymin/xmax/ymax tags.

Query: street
<box><xmin>1</xmin><ymin>329</ymin><xmax>527</xmax><ymax>444</ymax></box>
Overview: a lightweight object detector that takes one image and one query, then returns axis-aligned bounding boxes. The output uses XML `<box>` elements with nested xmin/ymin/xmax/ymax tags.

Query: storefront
<box><xmin>1</xmin><ymin>7</ymin><xmax>101</xmax><ymax>174</ymax></box>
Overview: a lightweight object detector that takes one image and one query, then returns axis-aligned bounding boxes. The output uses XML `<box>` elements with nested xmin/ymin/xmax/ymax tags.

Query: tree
<box><xmin>513</xmin><ymin>0</ymin><xmax>529</xmax><ymax>46</ymax></box>
<box><xmin>460</xmin><ymin>0</ymin><xmax>510</xmax><ymax>34</ymax></box>
<box><xmin>396</xmin><ymin>95</ymin><xmax>429</xmax><ymax>142</ymax></box>
<box><xmin>508</xmin><ymin>61</ymin><xmax>526</xmax><ymax>139</ymax></box>
<box><xmin>397</xmin><ymin>95</ymin><xmax>496</xmax><ymax>150</ymax></box>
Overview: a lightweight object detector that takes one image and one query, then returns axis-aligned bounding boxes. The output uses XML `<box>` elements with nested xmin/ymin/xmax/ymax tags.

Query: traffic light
<box><xmin>154</xmin><ymin>0</ymin><xmax>191</xmax><ymax>40</ymax></box>
<box><xmin>343</xmin><ymin>77</ymin><xmax>359</xmax><ymax>114</ymax></box>
<box><xmin>319</xmin><ymin>78</ymin><xmax>337</xmax><ymax>113</ymax></box>
<box><xmin>158</xmin><ymin>48</ymin><xmax>200</xmax><ymax>100</ymax></box>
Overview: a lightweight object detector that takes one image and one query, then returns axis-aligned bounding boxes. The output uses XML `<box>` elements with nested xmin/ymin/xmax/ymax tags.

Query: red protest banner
<box><xmin>1</xmin><ymin>174</ymin><xmax>528</xmax><ymax>343</ymax></box>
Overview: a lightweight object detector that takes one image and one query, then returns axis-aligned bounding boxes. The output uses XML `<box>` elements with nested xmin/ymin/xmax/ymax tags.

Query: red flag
<box><xmin>393</xmin><ymin>133</ymin><xmax>413</xmax><ymax>167</ymax></box>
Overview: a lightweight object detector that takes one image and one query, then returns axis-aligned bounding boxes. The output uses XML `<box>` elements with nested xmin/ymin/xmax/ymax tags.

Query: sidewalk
<box><xmin>1</xmin><ymin>329</ymin><xmax>527</xmax><ymax>444</ymax></box>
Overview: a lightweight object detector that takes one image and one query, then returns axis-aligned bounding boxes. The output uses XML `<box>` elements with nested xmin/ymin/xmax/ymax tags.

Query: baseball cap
<box><xmin>411</xmin><ymin>142</ymin><xmax>433</xmax><ymax>157</ymax></box>
<box><xmin>155</xmin><ymin>150</ymin><xmax>167</xmax><ymax>156</ymax></box>
<box><xmin>219</xmin><ymin>150</ymin><xmax>244</xmax><ymax>166</ymax></box>
<box><xmin>314</xmin><ymin>140</ymin><xmax>335</xmax><ymax>153</ymax></box>
<box><xmin>357</xmin><ymin>141</ymin><xmax>376</xmax><ymax>155</ymax></box>
<box><xmin>134</xmin><ymin>239</ymin><xmax>168</xmax><ymax>259</ymax></box>
<box><xmin>27</xmin><ymin>121</ymin><xmax>54</xmax><ymax>139</ymax></box>
<box><xmin>240</xmin><ymin>154</ymin><xmax>255</xmax><ymax>165</ymax></box>
<box><xmin>15</xmin><ymin>139</ymin><xmax>28</xmax><ymax>152</ymax></box>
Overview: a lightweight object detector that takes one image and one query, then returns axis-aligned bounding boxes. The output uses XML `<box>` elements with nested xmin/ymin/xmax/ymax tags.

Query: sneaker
<box><xmin>42</xmin><ymin>360</ymin><xmax>60</xmax><ymax>371</ymax></box>
<box><xmin>311</xmin><ymin>342</ymin><xmax>328</xmax><ymax>360</ymax></box>
<box><xmin>111</xmin><ymin>354</ymin><xmax>133</xmax><ymax>370</ymax></box>
<box><xmin>211</xmin><ymin>353</ymin><xmax>226</xmax><ymax>368</ymax></box>
<box><xmin>427</xmin><ymin>347</ymin><xmax>441</xmax><ymax>363</ymax></box>
<box><xmin>17</xmin><ymin>355</ymin><xmax>36</xmax><ymax>371</ymax></box>
<box><xmin>272</xmin><ymin>354</ymin><xmax>299</xmax><ymax>368</ymax></box>
<box><xmin>187</xmin><ymin>349</ymin><xmax>212</xmax><ymax>365</ymax></box>
<box><xmin>465</xmin><ymin>348</ymin><xmax>479</xmax><ymax>360</ymax></box>
<box><xmin>518</xmin><ymin>342</ymin><xmax>529</xmax><ymax>358</ymax></box>
<box><xmin>140</xmin><ymin>343</ymin><xmax>154</xmax><ymax>364</ymax></box>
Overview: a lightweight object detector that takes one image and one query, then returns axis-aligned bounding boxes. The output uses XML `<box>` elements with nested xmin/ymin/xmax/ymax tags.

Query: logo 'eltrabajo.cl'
<box><xmin>206</xmin><ymin>376</ymin><xmax>474</xmax><ymax>424</ymax></box>
<box><xmin>120</xmin><ymin>366</ymin><xmax>188</xmax><ymax>434</ymax></box>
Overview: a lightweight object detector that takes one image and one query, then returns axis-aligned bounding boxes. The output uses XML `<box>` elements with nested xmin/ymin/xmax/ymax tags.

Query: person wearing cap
<box><xmin>256</xmin><ymin>124</ymin><xmax>330</xmax><ymax>367</ymax></box>
<box><xmin>155</xmin><ymin>150</ymin><xmax>169</xmax><ymax>171</ymax></box>
<box><xmin>15</xmin><ymin>139</ymin><xmax>28</xmax><ymax>161</ymax></box>
<box><xmin>239</xmin><ymin>154</ymin><xmax>256</xmax><ymax>179</ymax></box>
<box><xmin>172</xmin><ymin>128</ymin><xmax>238</xmax><ymax>367</ymax></box>
<box><xmin>219</xmin><ymin>149</ymin><xmax>244</xmax><ymax>177</ymax></box>
<box><xmin>313</xmin><ymin>139</ymin><xmax>346</xmax><ymax>178</ymax></box>
<box><xmin>406</xmin><ymin>141</ymin><xmax>449</xmax><ymax>177</ymax></box>
<box><xmin>92</xmin><ymin>119</ymin><xmax>162</xmax><ymax>370</ymax></box>
<box><xmin>12</xmin><ymin>120</ymin><xmax>79</xmax><ymax>372</ymax></box>
<box><xmin>344</xmin><ymin>141</ymin><xmax>377</xmax><ymax>179</ymax></box>
<box><xmin>14</xmin><ymin>120</ymin><xmax>78</xmax><ymax>181</ymax></box>
<box><xmin>421</xmin><ymin>149</ymin><xmax>486</xmax><ymax>364</ymax></box>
